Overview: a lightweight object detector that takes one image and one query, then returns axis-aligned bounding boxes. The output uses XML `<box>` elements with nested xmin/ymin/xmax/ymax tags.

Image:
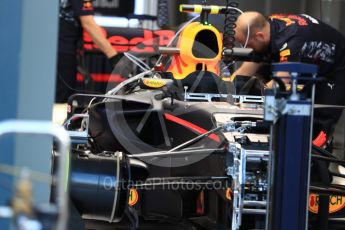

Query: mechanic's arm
<box><xmin>265</xmin><ymin>38</ymin><xmax>302</xmax><ymax>88</ymax></box>
<box><xmin>229</xmin><ymin>62</ymin><xmax>264</xmax><ymax>81</ymax></box>
<box><xmin>265</xmin><ymin>71</ymin><xmax>290</xmax><ymax>88</ymax></box>
<box><xmin>230</xmin><ymin>62</ymin><xmax>289</xmax><ymax>88</ymax></box>
<box><xmin>80</xmin><ymin>15</ymin><xmax>117</xmax><ymax>58</ymax></box>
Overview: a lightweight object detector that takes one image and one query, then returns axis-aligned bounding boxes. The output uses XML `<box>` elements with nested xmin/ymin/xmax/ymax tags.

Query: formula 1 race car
<box><xmin>51</xmin><ymin>2</ymin><xmax>345</xmax><ymax>230</ymax></box>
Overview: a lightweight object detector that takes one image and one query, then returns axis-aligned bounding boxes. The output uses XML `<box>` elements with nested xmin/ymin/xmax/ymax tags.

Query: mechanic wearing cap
<box><xmin>232</xmin><ymin>11</ymin><xmax>345</xmax><ymax>141</ymax></box>
<box><xmin>56</xmin><ymin>0</ymin><xmax>120</xmax><ymax>103</ymax></box>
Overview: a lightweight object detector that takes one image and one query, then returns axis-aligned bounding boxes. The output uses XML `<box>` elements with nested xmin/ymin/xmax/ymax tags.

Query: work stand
<box><xmin>264</xmin><ymin>62</ymin><xmax>318</xmax><ymax>230</ymax></box>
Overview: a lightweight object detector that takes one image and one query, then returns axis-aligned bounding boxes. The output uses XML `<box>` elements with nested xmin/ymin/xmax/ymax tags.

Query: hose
<box><xmin>223</xmin><ymin>1</ymin><xmax>239</xmax><ymax>56</ymax></box>
<box><xmin>106</xmin><ymin>70</ymin><xmax>153</xmax><ymax>95</ymax></box>
<box><xmin>157</xmin><ymin>0</ymin><xmax>169</xmax><ymax>29</ymax></box>
<box><xmin>123</xmin><ymin>52</ymin><xmax>151</xmax><ymax>72</ymax></box>
<box><xmin>221</xmin><ymin>1</ymin><xmax>250</xmax><ymax>74</ymax></box>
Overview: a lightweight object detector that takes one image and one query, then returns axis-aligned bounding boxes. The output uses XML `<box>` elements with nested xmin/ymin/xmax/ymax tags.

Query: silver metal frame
<box><xmin>64</xmin><ymin>113</ymin><xmax>90</xmax><ymax>144</ymax></box>
<box><xmin>228</xmin><ymin>144</ymin><xmax>270</xmax><ymax>230</ymax></box>
<box><xmin>110</xmin><ymin>152</ymin><xmax>123</xmax><ymax>223</ymax></box>
<box><xmin>0</xmin><ymin>120</ymin><xmax>70</xmax><ymax>230</ymax></box>
<box><xmin>227</xmin><ymin>143</ymin><xmax>242</xmax><ymax>230</ymax></box>
<box><xmin>185</xmin><ymin>93</ymin><xmax>264</xmax><ymax>103</ymax></box>
<box><xmin>242</xmin><ymin>149</ymin><xmax>269</xmax><ymax>215</ymax></box>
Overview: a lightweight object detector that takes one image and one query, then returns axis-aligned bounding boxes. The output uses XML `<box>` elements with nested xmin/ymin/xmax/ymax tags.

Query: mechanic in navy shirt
<box><xmin>232</xmin><ymin>11</ymin><xmax>345</xmax><ymax>139</ymax></box>
<box><xmin>56</xmin><ymin>0</ymin><xmax>119</xmax><ymax>103</ymax></box>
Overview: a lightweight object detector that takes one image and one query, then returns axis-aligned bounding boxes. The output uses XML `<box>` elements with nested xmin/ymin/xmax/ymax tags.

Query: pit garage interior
<box><xmin>2</xmin><ymin>0</ymin><xmax>345</xmax><ymax>230</ymax></box>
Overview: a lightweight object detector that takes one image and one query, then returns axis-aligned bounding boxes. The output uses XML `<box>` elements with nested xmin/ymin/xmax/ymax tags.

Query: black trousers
<box><xmin>313</xmin><ymin>70</ymin><xmax>345</xmax><ymax>137</ymax></box>
<box><xmin>55</xmin><ymin>53</ymin><xmax>77</xmax><ymax>103</ymax></box>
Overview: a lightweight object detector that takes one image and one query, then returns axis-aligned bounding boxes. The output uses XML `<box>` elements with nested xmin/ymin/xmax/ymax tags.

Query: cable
<box><xmin>59</xmin><ymin>54</ymin><xmax>150</xmax><ymax>99</ymax></box>
<box><xmin>223</xmin><ymin>1</ymin><xmax>238</xmax><ymax>54</ymax></box>
<box><xmin>221</xmin><ymin>1</ymin><xmax>249</xmax><ymax>76</ymax></box>
<box><xmin>125</xmin><ymin>52</ymin><xmax>151</xmax><ymax>70</ymax></box>
<box><xmin>222</xmin><ymin>1</ymin><xmax>238</xmax><ymax>75</ymax></box>
<box><xmin>167</xmin><ymin>126</ymin><xmax>223</xmax><ymax>153</ymax></box>
<box><xmin>221</xmin><ymin>61</ymin><xmax>235</xmax><ymax>71</ymax></box>
<box><xmin>157</xmin><ymin>0</ymin><xmax>169</xmax><ymax>29</ymax></box>
<box><xmin>226</xmin><ymin>6</ymin><xmax>249</xmax><ymax>48</ymax></box>
<box><xmin>312</xmin><ymin>144</ymin><xmax>337</xmax><ymax>159</ymax></box>
<box><xmin>106</xmin><ymin>70</ymin><xmax>153</xmax><ymax>95</ymax></box>
<box><xmin>81</xmin><ymin>51</ymin><xmax>152</xmax><ymax>108</ymax></box>
<box><xmin>123</xmin><ymin>52</ymin><xmax>151</xmax><ymax>72</ymax></box>
<box><xmin>73</xmin><ymin>52</ymin><xmax>151</xmax><ymax>107</ymax></box>
<box><xmin>87</xmin><ymin>97</ymin><xmax>98</xmax><ymax>109</ymax></box>
<box><xmin>320</xmin><ymin>0</ymin><xmax>323</xmax><ymax>21</ymax></box>
<box><xmin>57</xmin><ymin>72</ymin><xmax>101</xmax><ymax>95</ymax></box>
<box><xmin>128</xmin><ymin>148</ymin><xmax>225</xmax><ymax>158</ymax></box>
<box><xmin>312</xmin><ymin>154</ymin><xmax>345</xmax><ymax>167</ymax></box>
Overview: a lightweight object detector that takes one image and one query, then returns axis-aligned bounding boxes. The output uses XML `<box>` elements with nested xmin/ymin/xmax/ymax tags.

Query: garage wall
<box><xmin>166</xmin><ymin>0</ymin><xmax>345</xmax><ymax>35</ymax></box>
<box><xmin>0</xmin><ymin>0</ymin><xmax>59</xmax><ymax>214</ymax></box>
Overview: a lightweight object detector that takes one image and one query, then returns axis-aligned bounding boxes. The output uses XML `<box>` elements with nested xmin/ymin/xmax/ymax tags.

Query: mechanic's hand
<box><xmin>108</xmin><ymin>53</ymin><xmax>125</xmax><ymax>68</ymax></box>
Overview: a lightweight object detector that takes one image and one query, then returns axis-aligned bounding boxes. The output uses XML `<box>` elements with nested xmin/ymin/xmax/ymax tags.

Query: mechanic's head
<box><xmin>235</xmin><ymin>11</ymin><xmax>270</xmax><ymax>53</ymax></box>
